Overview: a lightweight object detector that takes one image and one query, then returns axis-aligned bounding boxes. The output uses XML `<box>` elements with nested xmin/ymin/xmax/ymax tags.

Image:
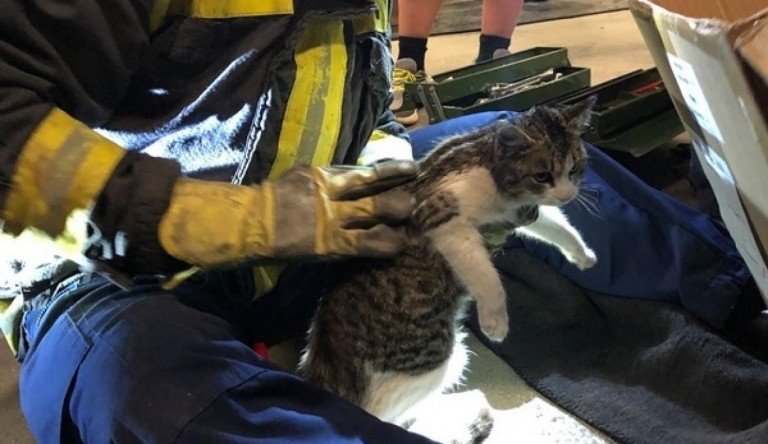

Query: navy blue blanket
<box><xmin>467</xmin><ymin>249</ymin><xmax>768</xmax><ymax>444</ymax></box>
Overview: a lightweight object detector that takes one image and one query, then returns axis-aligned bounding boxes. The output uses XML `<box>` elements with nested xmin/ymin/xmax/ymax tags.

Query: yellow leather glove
<box><xmin>158</xmin><ymin>160</ymin><xmax>417</xmax><ymax>268</ymax></box>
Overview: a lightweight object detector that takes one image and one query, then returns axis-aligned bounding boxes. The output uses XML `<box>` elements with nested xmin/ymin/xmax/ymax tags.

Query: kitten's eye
<box><xmin>532</xmin><ymin>172</ymin><xmax>553</xmax><ymax>183</ymax></box>
<box><xmin>569</xmin><ymin>165</ymin><xmax>581</xmax><ymax>176</ymax></box>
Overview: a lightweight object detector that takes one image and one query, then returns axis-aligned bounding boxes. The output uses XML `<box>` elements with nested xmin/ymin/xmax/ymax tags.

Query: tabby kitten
<box><xmin>298</xmin><ymin>98</ymin><xmax>598</xmax><ymax>433</ymax></box>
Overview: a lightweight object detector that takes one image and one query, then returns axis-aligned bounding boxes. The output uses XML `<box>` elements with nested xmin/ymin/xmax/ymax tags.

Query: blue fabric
<box><xmin>410</xmin><ymin>112</ymin><xmax>751</xmax><ymax>329</ymax></box>
<box><xmin>19</xmin><ymin>277</ymin><xmax>435</xmax><ymax>444</ymax></box>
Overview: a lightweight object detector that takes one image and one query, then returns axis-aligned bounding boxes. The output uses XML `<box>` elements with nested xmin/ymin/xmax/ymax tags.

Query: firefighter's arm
<box><xmin>0</xmin><ymin>0</ymin><xmax>416</xmax><ymax>276</ymax></box>
<box><xmin>5</xmin><ymin>105</ymin><xmax>418</xmax><ymax>275</ymax></box>
<box><xmin>0</xmin><ymin>0</ymin><xmax>186</xmax><ymax>274</ymax></box>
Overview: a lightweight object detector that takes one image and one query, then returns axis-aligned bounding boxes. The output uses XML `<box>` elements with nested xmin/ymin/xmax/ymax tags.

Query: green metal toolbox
<box><xmin>423</xmin><ymin>66</ymin><xmax>591</xmax><ymax>122</ymax></box>
<box><xmin>405</xmin><ymin>47</ymin><xmax>590</xmax><ymax>123</ymax></box>
<box><xmin>404</xmin><ymin>47</ymin><xmax>570</xmax><ymax>105</ymax></box>
<box><xmin>551</xmin><ymin>68</ymin><xmax>685</xmax><ymax>157</ymax></box>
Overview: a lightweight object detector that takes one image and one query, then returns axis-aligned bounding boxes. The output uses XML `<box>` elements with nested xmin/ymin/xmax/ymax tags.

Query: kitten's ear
<box><xmin>562</xmin><ymin>95</ymin><xmax>597</xmax><ymax>130</ymax></box>
<box><xmin>496</xmin><ymin>124</ymin><xmax>534</xmax><ymax>158</ymax></box>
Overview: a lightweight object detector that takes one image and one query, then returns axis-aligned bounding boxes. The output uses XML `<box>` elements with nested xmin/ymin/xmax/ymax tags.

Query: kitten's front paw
<box><xmin>568</xmin><ymin>246</ymin><xmax>597</xmax><ymax>271</ymax></box>
<box><xmin>478</xmin><ymin>302</ymin><xmax>509</xmax><ymax>342</ymax></box>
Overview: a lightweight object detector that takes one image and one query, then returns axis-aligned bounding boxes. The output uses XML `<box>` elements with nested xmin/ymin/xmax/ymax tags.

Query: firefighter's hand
<box><xmin>157</xmin><ymin>160</ymin><xmax>417</xmax><ymax>268</ymax></box>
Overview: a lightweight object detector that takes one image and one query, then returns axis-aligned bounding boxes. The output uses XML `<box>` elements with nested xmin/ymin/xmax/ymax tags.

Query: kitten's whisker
<box><xmin>574</xmin><ymin>196</ymin><xmax>589</xmax><ymax>215</ymax></box>
<box><xmin>576</xmin><ymin>199</ymin><xmax>599</xmax><ymax>220</ymax></box>
<box><xmin>578</xmin><ymin>187</ymin><xmax>602</xmax><ymax>206</ymax></box>
<box><xmin>577</xmin><ymin>192</ymin><xmax>601</xmax><ymax>213</ymax></box>
<box><xmin>578</xmin><ymin>188</ymin><xmax>600</xmax><ymax>203</ymax></box>
<box><xmin>579</xmin><ymin>184</ymin><xmax>601</xmax><ymax>195</ymax></box>
<box><xmin>575</xmin><ymin>194</ymin><xmax>603</xmax><ymax>220</ymax></box>
<box><xmin>583</xmin><ymin>201</ymin><xmax>603</xmax><ymax>220</ymax></box>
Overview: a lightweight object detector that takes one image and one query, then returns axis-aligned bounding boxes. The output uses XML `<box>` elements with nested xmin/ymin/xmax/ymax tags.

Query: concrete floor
<box><xmin>0</xmin><ymin>10</ymin><xmax>652</xmax><ymax>443</ymax></box>
<box><xmin>396</xmin><ymin>10</ymin><xmax>654</xmax><ymax>85</ymax></box>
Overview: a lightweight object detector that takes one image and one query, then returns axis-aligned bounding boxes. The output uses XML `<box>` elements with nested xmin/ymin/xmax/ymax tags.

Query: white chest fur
<box><xmin>437</xmin><ymin>167</ymin><xmax>518</xmax><ymax>226</ymax></box>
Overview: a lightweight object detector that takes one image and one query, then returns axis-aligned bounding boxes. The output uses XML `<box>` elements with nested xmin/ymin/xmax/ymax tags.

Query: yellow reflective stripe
<box><xmin>0</xmin><ymin>294</ymin><xmax>23</xmax><ymax>356</ymax></box>
<box><xmin>2</xmin><ymin>332</ymin><xmax>14</xmax><ymax>356</ymax></box>
<box><xmin>3</xmin><ymin>108</ymin><xmax>125</xmax><ymax>239</ymax></box>
<box><xmin>310</xmin><ymin>26</ymin><xmax>347</xmax><ymax>167</ymax></box>
<box><xmin>352</xmin><ymin>15</ymin><xmax>377</xmax><ymax>35</ymax></box>
<box><xmin>352</xmin><ymin>0</ymin><xmax>390</xmax><ymax>35</ymax></box>
<box><xmin>162</xmin><ymin>266</ymin><xmax>198</xmax><ymax>291</ymax></box>
<box><xmin>252</xmin><ymin>264</ymin><xmax>285</xmax><ymax>298</ymax></box>
<box><xmin>372</xmin><ymin>0</ymin><xmax>390</xmax><ymax>33</ymax></box>
<box><xmin>271</xmin><ymin>20</ymin><xmax>347</xmax><ymax>176</ymax></box>
<box><xmin>369</xmin><ymin>129</ymin><xmax>389</xmax><ymax>141</ymax></box>
<box><xmin>169</xmin><ymin>0</ymin><xmax>294</xmax><ymax>19</ymax></box>
<box><xmin>254</xmin><ymin>19</ymin><xmax>348</xmax><ymax>297</ymax></box>
<box><xmin>150</xmin><ymin>0</ymin><xmax>173</xmax><ymax>32</ymax></box>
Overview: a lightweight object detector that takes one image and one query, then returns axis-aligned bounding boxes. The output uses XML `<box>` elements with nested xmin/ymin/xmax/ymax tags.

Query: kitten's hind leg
<box><xmin>406</xmin><ymin>390</ymin><xmax>495</xmax><ymax>444</ymax></box>
<box><xmin>365</xmin><ymin>368</ymin><xmax>447</xmax><ymax>424</ymax></box>
<box><xmin>401</xmin><ymin>332</ymin><xmax>494</xmax><ymax>443</ymax></box>
<box><xmin>364</xmin><ymin>331</ymin><xmax>470</xmax><ymax>424</ymax></box>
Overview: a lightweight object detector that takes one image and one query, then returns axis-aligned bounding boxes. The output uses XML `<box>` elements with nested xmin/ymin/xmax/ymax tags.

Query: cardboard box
<box><xmin>628</xmin><ymin>0</ymin><xmax>768</xmax><ymax>303</ymax></box>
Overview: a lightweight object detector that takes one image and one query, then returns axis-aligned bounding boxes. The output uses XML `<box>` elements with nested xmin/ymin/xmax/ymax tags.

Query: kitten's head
<box><xmin>491</xmin><ymin>96</ymin><xmax>596</xmax><ymax>206</ymax></box>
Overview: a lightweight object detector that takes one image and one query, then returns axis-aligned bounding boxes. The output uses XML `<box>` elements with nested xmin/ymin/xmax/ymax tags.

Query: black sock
<box><xmin>397</xmin><ymin>36</ymin><xmax>428</xmax><ymax>71</ymax></box>
<box><xmin>477</xmin><ymin>34</ymin><xmax>511</xmax><ymax>62</ymax></box>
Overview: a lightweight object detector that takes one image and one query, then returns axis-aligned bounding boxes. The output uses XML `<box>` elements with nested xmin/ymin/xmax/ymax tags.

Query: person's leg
<box><xmin>409</xmin><ymin>112</ymin><xmax>751</xmax><ymax>329</ymax></box>
<box><xmin>391</xmin><ymin>0</ymin><xmax>443</xmax><ymax>125</ymax></box>
<box><xmin>476</xmin><ymin>0</ymin><xmax>524</xmax><ymax>62</ymax></box>
<box><xmin>396</xmin><ymin>0</ymin><xmax>443</xmax><ymax>71</ymax></box>
<box><xmin>18</xmin><ymin>275</ymin><xmax>435</xmax><ymax>444</ymax></box>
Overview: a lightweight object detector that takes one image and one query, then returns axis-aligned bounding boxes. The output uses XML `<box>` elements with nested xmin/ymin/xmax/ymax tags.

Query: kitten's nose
<box><xmin>553</xmin><ymin>186</ymin><xmax>577</xmax><ymax>203</ymax></box>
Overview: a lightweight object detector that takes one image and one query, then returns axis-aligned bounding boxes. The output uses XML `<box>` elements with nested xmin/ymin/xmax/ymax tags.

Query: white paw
<box><xmin>568</xmin><ymin>246</ymin><xmax>597</xmax><ymax>271</ymax></box>
<box><xmin>406</xmin><ymin>390</ymin><xmax>495</xmax><ymax>444</ymax></box>
<box><xmin>478</xmin><ymin>302</ymin><xmax>509</xmax><ymax>342</ymax></box>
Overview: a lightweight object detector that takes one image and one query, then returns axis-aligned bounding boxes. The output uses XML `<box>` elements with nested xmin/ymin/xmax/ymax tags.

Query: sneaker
<box><xmin>390</xmin><ymin>58</ymin><xmax>430</xmax><ymax>126</ymax></box>
<box><xmin>474</xmin><ymin>48</ymin><xmax>512</xmax><ymax>65</ymax></box>
<box><xmin>492</xmin><ymin>48</ymin><xmax>512</xmax><ymax>59</ymax></box>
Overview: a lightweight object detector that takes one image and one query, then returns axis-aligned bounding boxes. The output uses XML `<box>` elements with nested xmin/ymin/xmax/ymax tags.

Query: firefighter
<box><xmin>0</xmin><ymin>1</ymin><xmax>435</xmax><ymax>442</ymax></box>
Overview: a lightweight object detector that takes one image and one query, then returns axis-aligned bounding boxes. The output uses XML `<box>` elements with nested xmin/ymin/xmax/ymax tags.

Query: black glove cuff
<box><xmin>87</xmin><ymin>152</ymin><xmax>188</xmax><ymax>276</ymax></box>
